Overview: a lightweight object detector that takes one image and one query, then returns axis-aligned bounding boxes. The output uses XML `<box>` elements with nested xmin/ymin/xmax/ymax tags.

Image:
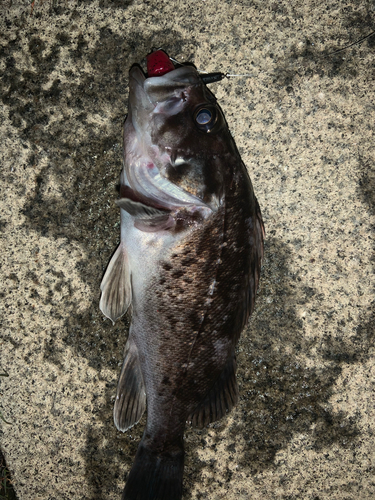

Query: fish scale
<box><xmin>100</xmin><ymin>50</ymin><xmax>264</xmax><ymax>500</ymax></box>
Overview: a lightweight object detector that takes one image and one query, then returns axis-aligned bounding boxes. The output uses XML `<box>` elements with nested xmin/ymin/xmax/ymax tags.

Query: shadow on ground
<box><xmin>0</xmin><ymin>17</ymin><xmax>194</xmax><ymax>498</ymax></box>
<box><xmin>2</xmin><ymin>11</ymin><xmax>374</xmax><ymax>497</ymax></box>
<box><xmin>182</xmin><ymin>235</ymin><xmax>373</xmax><ymax>496</ymax></box>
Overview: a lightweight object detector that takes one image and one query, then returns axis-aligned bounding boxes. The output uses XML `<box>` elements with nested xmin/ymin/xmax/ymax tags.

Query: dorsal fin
<box><xmin>188</xmin><ymin>355</ymin><xmax>238</xmax><ymax>428</ymax></box>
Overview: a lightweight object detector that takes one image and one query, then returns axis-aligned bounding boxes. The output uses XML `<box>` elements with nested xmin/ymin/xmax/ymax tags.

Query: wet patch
<box><xmin>0</xmin><ymin>449</ymin><xmax>18</xmax><ymax>500</ymax></box>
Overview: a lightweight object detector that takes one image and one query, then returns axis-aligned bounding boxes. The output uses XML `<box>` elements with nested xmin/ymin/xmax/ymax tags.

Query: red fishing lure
<box><xmin>147</xmin><ymin>49</ymin><xmax>175</xmax><ymax>77</ymax></box>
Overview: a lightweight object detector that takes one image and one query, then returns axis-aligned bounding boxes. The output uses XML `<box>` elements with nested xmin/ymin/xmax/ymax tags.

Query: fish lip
<box><xmin>128</xmin><ymin>65</ymin><xmax>153</xmax><ymax>112</ymax></box>
<box><xmin>119</xmin><ymin>184</ymin><xmax>170</xmax><ymax>212</ymax></box>
<box><xmin>129</xmin><ymin>63</ymin><xmax>146</xmax><ymax>84</ymax></box>
<box><xmin>129</xmin><ymin>64</ymin><xmax>201</xmax><ymax>101</ymax></box>
<box><xmin>129</xmin><ymin>63</ymin><xmax>200</xmax><ymax>89</ymax></box>
<box><xmin>121</xmin><ymin>168</ymin><xmax>216</xmax><ymax>214</ymax></box>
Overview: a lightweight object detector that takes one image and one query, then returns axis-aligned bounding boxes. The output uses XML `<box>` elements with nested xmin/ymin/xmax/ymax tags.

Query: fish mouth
<box><xmin>124</xmin><ymin>57</ymin><xmax>216</xmax><ymax>215</ymax></box>
<box><xmin>121</xmin><ymin>158</ymin><xmax>214</xmax><ymax>214</ymax></box>
<box><xmin>129</xmin><ymin>64</ymin><xmax>201</xmax><ymax>108</ymax></box>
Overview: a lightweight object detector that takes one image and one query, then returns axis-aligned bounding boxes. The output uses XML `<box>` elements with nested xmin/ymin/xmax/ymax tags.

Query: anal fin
<box><xmin>114</xmin><ymin>340</ymin><xmax>146</xmax><ymax>432</ymax></box>
<box><xmin>99</xmin><ymin>243</ymin><xmax>132</xmax><ymax>324</ymax></box>
<box><xmin>188</xmin><ymin>355</ymin><xmax>238</xmax><ymax>428</ymax></box>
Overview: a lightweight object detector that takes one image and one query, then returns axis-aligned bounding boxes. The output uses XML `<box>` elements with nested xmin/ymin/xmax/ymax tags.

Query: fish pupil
<box><xmin>196</xmin><ymin>109</ymin><xmax>212</xmax><ymax>125</ymax></box>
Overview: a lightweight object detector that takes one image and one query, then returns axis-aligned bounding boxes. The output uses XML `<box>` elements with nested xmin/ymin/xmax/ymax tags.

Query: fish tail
<box><xmin>122</xmin><ymin>439</ymin><xmax>184</xmax><ymax>500</ymax></box>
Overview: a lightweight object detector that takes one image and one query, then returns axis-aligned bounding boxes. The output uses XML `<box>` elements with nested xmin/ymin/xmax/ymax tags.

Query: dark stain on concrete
<box><xmin>76</xmin><ymin>0</ymin><xmax>134</xmax><ymax>7</ymax></box>
<box><xmin>358</xmin><ymin>154</ymin><xmax>375</xmax><ymax>217</ymax></box>
<box><xmin>355</xmin><ymin>151</ymin><xmax>375</xmax><ymax>394</ymax></box>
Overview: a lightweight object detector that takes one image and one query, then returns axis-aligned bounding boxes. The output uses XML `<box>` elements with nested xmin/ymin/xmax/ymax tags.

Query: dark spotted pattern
<box><xmin>119</xmin><ymin>63</ymin><xmax>264</xmax><ymax>500</ymax></box>
<box><xmin>131</xmin><ymin>155</ymin><xmax>263</xmax><ymax>451</ymax></box>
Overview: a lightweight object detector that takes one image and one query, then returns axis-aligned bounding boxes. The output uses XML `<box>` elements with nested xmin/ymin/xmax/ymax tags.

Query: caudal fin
<box><xmin>122</xmin><ymin>440</ymin><xmax>184</xmax><ymax>500</ymax></box>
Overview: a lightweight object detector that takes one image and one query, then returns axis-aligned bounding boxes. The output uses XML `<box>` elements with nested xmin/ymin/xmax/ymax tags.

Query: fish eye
<box><xmin>194</xmin><ymin>105</ymin><xmax>220</xmax><ymax>133</ymax></box>
<box><xmin>196</xmin><ymin>109</ymin><xmax>212</xmax><ymax>125</ymax></box>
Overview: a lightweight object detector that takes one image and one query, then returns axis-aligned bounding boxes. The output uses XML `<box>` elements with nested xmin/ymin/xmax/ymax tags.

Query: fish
<box><xmin>99</xmin><ymin>49</ymin><xmax>265</xmax><ymax>500</ymax></box>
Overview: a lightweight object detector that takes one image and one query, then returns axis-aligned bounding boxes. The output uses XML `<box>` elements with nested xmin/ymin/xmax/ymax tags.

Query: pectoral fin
<box><xmin>99</xmin><ymin>243</ymin><xmax>131</xmax><ymax>324</ymax></box>
<box><xmin>114</xmin><ymin>339</ymin><xmax>146</xmax><ymax>432</ymax></box>
<box><xmin>188</xmin><ymin>355</ymin><xmax>238</xmax><ymax>428</ymax></box>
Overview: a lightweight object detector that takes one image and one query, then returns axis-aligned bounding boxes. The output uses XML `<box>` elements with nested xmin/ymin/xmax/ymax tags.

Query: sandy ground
<box><xmin>0</xmin><ymin>1</ymin><xmax>374</xmax><ymax>499</ymax></box>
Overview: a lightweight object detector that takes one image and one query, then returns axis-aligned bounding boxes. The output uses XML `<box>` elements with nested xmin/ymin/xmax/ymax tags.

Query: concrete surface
<box><xmin>0</xmin><ymin>0</ymin><xmax>374</xmax><ymax>499</ymax></box>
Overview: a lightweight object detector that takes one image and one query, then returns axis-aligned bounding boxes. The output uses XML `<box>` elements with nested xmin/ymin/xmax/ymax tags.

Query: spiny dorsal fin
<box><xmin>114</xmin><ymin>340</ymin><xmax>146</xmax><ymax>432</ymax></box>
<box><xmin>99</xmin><ymin>243</ymin><xmax>131</xmax><ymax>324</ymax></box>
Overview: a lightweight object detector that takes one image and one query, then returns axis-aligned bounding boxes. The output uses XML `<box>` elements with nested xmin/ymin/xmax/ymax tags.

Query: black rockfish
<box><xmin>100</xmin><ymin>50</ymin><xmax>264</xmax><ymax>500</ymax></box>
